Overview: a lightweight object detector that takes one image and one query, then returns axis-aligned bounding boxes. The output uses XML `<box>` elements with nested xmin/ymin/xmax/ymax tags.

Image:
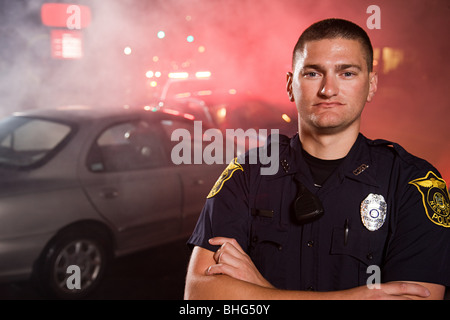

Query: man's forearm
<box><xmin>184</xmin><ymin>273</ymin><xmax>341</xmax><ymax>300</ymax></box>
<box><xmin>185</xmin><ymin>273</ymin><xmax>269</xmax><ymax>300</ymax></box>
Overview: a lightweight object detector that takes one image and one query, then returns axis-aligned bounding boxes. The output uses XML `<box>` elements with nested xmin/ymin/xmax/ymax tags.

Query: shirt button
<box><xmin>307</xmin><ymin>240</ymin><xmax>314</xmax><ymax>247</ymax></box>
<box><xmin>367</xmin><ymin>253</ymin><xmax>373</xmax><ymax>260</ymax></box>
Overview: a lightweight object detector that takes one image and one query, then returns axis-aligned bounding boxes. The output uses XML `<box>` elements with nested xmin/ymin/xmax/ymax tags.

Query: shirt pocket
<box><xmin>248</xmin><ymin>217</ymin><xmax>288</xmax><ymax>287</ymax></box>
<box><xmin>330</xmin><ymin>226</ymin><xmax>387</xmax><ymax>287</ymax></box>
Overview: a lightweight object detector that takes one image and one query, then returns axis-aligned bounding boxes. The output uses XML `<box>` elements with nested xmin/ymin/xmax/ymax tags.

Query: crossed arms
<box><xmin>184</xmin><ymin>237</ymin><xmax>445</xmax><ymax>300</ymax></box>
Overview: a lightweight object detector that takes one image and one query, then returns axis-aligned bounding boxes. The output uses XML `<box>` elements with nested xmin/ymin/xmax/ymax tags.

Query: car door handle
<box><xmin>100</xmin><ymin>188</ymin><xmax>119</xmax><ymax>199</ymax></box>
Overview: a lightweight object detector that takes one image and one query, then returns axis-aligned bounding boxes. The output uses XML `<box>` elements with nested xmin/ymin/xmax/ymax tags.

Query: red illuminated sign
<box><xmin>41</xmin><ymin>3</ymin><xmax>91</xmax><ymax>29</ymax></box>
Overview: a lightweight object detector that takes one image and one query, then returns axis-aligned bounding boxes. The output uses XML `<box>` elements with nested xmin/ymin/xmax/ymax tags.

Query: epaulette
<box><xmin>369</xmin><ymin>138</ymin><xmax>430</xmax><ymax>171</ymax></box>
<box><xmin>238</xmin><ymin>133</ymin><xmax>291</xmax><ymax>163</ymax></box>
<box><xmin>264</xmin><ymin>133</ymin><xmax>291</xmax><ymax>155</ymax></box>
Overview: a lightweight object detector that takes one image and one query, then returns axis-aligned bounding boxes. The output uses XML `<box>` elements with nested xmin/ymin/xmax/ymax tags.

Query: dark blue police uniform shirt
<box><xmin>188</xmin><ymin>133</ymin><xmax>450</xmax><ymax>291</ymax></box>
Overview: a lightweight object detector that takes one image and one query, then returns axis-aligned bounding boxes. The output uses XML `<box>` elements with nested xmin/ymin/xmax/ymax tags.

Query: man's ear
<box><xmin>367</xmin><ymin>71</ymin><xmax>378</xmax><ymax>102</ymax></box>
<box><xmin>286</xmin><ymin>72</ymin><xmax>295</xmax><ymax>102</ymax></box>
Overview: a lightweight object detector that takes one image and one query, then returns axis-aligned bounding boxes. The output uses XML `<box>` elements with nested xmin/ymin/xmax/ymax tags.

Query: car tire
<box><xmin>34</xmin><ymin>226</ymin><xmax>112</xmax><ymax>299</ymax></box>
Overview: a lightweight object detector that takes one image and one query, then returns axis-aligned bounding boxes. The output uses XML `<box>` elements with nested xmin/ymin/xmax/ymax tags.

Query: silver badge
<box><xmin>360</xmin><ymin>193</ymin><xmax>387</xmax><ymax>231</ymax></box>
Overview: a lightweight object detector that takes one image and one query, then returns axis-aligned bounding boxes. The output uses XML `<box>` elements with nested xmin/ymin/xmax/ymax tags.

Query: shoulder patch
<box><xmin>409</xmin><ymin>171</ymin><xmax>450</xmax><ymax>228</ymax></box>
<box><xmin>207</xmin><ymin>157</ymin><xmax>243</xmax><ymax>199</ymax></box>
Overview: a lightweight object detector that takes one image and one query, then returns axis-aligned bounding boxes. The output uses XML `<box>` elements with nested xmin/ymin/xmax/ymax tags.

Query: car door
<box><xmin>160</xmin><ymin>119</ymin><xmax>228</xmax><ymax>235</ymax></box>
<box><xmin>79</xmin><ymin>118</ymin><xmax>183</xmax><ymax>251</ymax></box>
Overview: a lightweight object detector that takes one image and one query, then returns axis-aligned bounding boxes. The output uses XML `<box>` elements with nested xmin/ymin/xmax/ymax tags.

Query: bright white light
<box><xmin>155</xmin><ymin>71</ymin><xmax>161</xmax><ymax>78</ymax></box>
<box><xmin>123</xmin><ymin>46</ymin><xmax>132</xmax><ymax>55</ymax></box>
<box><xmin>186</xmin><ymin>35</ymin><xmax>194</xmax><ymax>42</ymax></box>
<box><xmin>195</xmin><ymin>71</ymin><xmax>211</xmax><ymax>79</ymax></box>
<box><xmin>146</xmin><ymin>70</ymin><xmax>154</xmax><ymax>78</ymax></box>
<box><xmin>168</xmin><ymin>72</ymin><xmax>189</xmax><ymax>79</ymax></box>
<box><xmin>157</xmin><ymin>31</ymin><xmax>165</xmax><ymax>39</ymax></box>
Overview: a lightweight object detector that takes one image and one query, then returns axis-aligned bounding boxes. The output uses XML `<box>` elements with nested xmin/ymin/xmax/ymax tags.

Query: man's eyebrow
<box><xmin>301</xmin><ymin>64</ymin><xmax>362</xmax><ymax>71</ymax></box>
<box><xmin>335</xmin><ymin>64</ymin><xmax>362</xmax><ymax>71</ymax></box>
<box><xmin>301</xmin><ymin>64</ymin><xmax>324</xmax><ymax>71</ymax></box>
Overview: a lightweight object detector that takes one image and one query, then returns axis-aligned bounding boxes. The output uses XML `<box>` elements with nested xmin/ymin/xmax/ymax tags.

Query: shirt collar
<box><xmin>265</xmin><ymin>133</ymin><xmax>380</xmax><ymax>187</ymax></box>
<box><xmin>340</xmin><ymin>134</ymin><xmax>379</xmax><ymax>187</ymax></box>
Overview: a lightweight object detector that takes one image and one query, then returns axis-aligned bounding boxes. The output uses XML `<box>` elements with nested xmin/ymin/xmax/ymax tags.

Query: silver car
<box><xmin>0</xmin><ymin>105</ymin><xmax>225</xmax><ymax>299</ymax></box>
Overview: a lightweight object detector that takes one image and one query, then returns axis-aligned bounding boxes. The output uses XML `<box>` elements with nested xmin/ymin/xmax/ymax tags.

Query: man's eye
<box><xmin>342</xmin><ymin>72</ymin><xmax>355</xmax><ymax>77</ymax></box>
<box><xmin>304</xmin><ymin>72</ymin><xmax>319</xmax><ymax>78</ymax></box>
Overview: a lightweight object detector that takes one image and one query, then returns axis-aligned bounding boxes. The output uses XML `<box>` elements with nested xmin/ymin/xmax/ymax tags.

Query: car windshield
<box><xmin>0</xmin><ymin>116</ymin><xmax>72</xmax><ymax>168</ymax></box>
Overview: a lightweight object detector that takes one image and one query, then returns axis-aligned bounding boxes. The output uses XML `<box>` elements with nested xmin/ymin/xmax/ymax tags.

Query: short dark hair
<box><xmin>292</xmin><ymin>18</ymin><xmax>373</xmax><ymax>72</ymax></box>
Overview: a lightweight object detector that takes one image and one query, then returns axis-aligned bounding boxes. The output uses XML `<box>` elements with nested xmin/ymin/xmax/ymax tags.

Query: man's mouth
<box><xmin>313</xmin><ymin>102</ymin><xmax>345</xmax><ymax>108</ymax></box>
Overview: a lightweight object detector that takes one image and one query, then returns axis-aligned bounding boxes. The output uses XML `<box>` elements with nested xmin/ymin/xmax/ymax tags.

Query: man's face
<box><xmin>286</xmin><ymin>38</ymin><xmax>377</xmax><ymax>134</ymax></box>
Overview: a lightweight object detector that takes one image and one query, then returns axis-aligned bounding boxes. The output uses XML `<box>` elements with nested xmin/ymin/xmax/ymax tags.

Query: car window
<box><xmin>0</xmin><ymin>116</ymin><xmax>72</xmax><ymax>167</ymax></box>
<box><xmin>96</xmin><ymin>122</ymin><xmax>137</xmax><ymax>147</ymax></box>
<box><xmin>87</xmin><ymin>120</ymin><xmax>167</xmax><ymax>172</ymax></box>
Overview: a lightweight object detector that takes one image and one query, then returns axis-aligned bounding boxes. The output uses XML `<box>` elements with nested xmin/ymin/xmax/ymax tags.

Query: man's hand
<box><xmin>340</xmin><ymin>282</ymin><xmax>431</xmax><ymax>300</ymax></box>
<box><xmin>205</xmin><ymin>237</ymin><xmax>274</xmax><ymax>288</ymax></box>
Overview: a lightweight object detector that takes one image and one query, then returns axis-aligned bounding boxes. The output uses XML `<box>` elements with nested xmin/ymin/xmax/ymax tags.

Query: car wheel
<box><xmin>35</xmin><ymin>227</ymin><xmax>111</xmax><ymax>299</ymax></box>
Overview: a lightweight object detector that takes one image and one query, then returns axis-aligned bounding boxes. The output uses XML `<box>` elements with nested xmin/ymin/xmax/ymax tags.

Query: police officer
<box><xmin>184</xmin><ymin>18</ymin><xmax>450</xmax><ymax>299</ymax></box>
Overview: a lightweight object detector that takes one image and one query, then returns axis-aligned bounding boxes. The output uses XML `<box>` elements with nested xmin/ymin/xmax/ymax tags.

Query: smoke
<box><xmin>0</xmin><ymin>0</ymin><xmax>449</xmax><ymax>179</ymax></box>
<box><xmin>0</xmin><ymin>0</ymin><xmax>47</xmax><ymax>112</ymax></box>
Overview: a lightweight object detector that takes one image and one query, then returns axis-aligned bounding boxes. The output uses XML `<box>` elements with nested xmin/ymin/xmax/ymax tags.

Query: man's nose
<box><xmin>319</xmin><ymin>75</ymin><xmax>339</xmax><ymax>98</ymax></box>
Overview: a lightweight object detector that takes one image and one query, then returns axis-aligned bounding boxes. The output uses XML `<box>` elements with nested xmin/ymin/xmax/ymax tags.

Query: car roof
<box><xmin>9</xmin><ymin>104</ymin><xmax>196</xmax><ymax>125</ymax></box>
